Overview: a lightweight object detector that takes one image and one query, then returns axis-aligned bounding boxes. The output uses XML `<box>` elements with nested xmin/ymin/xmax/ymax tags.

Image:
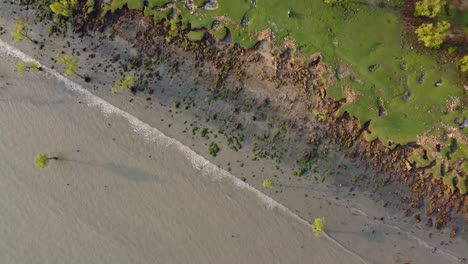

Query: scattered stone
<box><xmin>404</xmin><ymin>209</ymin><xmax>412</xmax><ymax>217</ymax></box>
<box><xmin>368</xmin><ymin>64</ymin><xmax>379</xmax><ymax>72</ymax></box>
<box><xmin>435</xmin><ymin>79</ymin><xmax>442</xmax><ymax>87</ymax></box>
<box><xmin>459</xmin><ymin>119</ymin><xmax>468</xmax><ymax>129</ymax></box>
<box><xmin>111</xmin><ymin>54</ymin><xmax>120</xmax><ymax>63</ymax></box>
<box><xmin>418</xmin><ymin>73</ymin><xmax>425</xmax><ymax>84</ymax></box>
<box><xmin>414</xmin><ymin>214</ymin><xmax>421</xmax><ymax>223</ymax></box>
<box><xmin>449</xmin><ymin>227</ymin><xmax>458</xmax><ymax>238</ymax></box>
<box><xmin>336</xmin><ymin>65</ymin><xmax>350</xmax><ymax>80</ymax></box>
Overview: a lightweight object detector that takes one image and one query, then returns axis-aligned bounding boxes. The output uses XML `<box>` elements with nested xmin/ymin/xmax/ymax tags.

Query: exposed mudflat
<box><xmin>0</xmin><ymin>2</ymin><xmax>467</xmax><ymax>263</ymax></box>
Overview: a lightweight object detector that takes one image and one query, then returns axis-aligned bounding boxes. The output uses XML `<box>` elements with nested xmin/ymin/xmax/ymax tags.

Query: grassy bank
<box><xmin>98</xmin><ymin>0</ymin><xmax>467</xmax><ymax>194</ymax></box>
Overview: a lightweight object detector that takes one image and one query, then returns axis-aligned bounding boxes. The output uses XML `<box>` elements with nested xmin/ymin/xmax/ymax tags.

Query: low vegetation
<box><xmin>415</xmin><ymin>21</ymin><xmax>451</xmax><ymax>49</ymax></box>
<box><xmin>34</xmin><ymin>153</ymin><xmax>58</xmax><ymax>169</ymax></box>
<box><xmin>414</xmin><ymin>0</ymin><xmax>443</xmax><ymax>18</ymax></box>
<box><xmin>56</xmin><ymin>53</ymin><xmax>78</xmax><ymax>76</ymax></box>
<box><xmin>208</xmin><ymin>142</ymin><xmax>220</xmax><ymax>157</ymax></box>
<box><xmin>15</xmin><ymin>61</ymin><xmax>40</xmax><ymax>76</ymax></box>
<box><xmin>49</xmin><ymin>0</ymin><xmax>77</xmax><ymax>17</ymax></box>
<box><xmin>11</xmin><ymin>19</ymin><xmax>34</xmax><ymax>44</ymax></box>
<box><xmin>312</xmin><ymin>217</ymin><xmax>326</xmax><ymax>237</ymax></box>
<box><xmin>112</xmin><ymin>76</ymin><xmax>135</xmax><ymax>93</ymax></box>
<box><xmin>262</xmin><ymin>179</ymin><xmax>275</xmax><ymax>188</ymax></box>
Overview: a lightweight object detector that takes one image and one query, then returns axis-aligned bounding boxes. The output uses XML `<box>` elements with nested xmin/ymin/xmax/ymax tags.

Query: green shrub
<box><xmin>34</xmin><ymin>153</ymin><xmax>48</xmax><ymax>169</ymax></box>
<box><xmin>458</xmin><ymin>55</ymin><xmax>468</xmax><ymax>72</ymax></box>
<box><xmin>415</xmin><ymin>21</ymin><xmax>450</xmax><ymax>49</ymax></box>
<box><xmin>84</xmin><ymin>0</ymin><xmax>94</xmax><ymax>15</ymax></box>
<box><xmin>56</xmin><ymin>54</ymin><xmax>78</xmax><ymax>76</ymax></box>
<box><xmin>262</xmin><ymin>179</ymin><xmax>275</xmax><ymax>188</ymax></box>
<box><xmin>11</xmin><ymin>19</ymin><xmax>31</xmax><ymax>43</ymax></box>
<box><xmin>208</xmin><ymin>142</ymin><xmax>220</xmax><ymax>157</ymax></box>
<box><xmin>112</xmin><ymin>76</ymin><xmax>135</xmax><ymax>93</ymax></box>
<box><xmin>312</xmin><ymin>217</ymin><xmax>326</xmax><ymax>237</ymax></box>
<box><xmin>16</xmin><ymin>61</ymin><xmax>40</xmax><ymax>76</ymax></box>
<box><xmin>414</xmin><ymin>0</ymin><xmax>443</xmax><ymax>18</ymax></box>
<box><xmin>447</xmin><ymin>46</ymin><xmax>457</xmax><ymax>55</ymax></box>
<box><xmin>50</xmin><ymin>0</ymin><xmax>78</xmax><ymax>17</ymax></box>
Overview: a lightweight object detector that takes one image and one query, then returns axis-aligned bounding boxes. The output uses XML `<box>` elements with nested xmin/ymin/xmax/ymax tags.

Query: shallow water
<box><xmin>0</xmin><ymin>44</ymin><xmax>373</xmax><ymax>263</ymax></box>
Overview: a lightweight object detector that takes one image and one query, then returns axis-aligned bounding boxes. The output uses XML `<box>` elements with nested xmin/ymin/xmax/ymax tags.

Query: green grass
<box><xmin>213</xmin><ymin>26</ymin><xmax>227</xmax><ymax>41</ymax></box>
<box><xmin>106</xmin><ymin>0</ymin><xmax>467</xmax><ymax>192</ymax></box>
<box><xmin>187</xmin><ymin>30</ymin><xmax>205</xmax><ymax>41</ymax></box>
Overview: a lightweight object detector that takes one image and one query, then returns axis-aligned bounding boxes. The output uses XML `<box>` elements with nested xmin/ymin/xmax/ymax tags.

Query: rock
<box><xmin>336</xmin><ymin>65</ymin><xmax>350</xmax><ymax>79</ymax></box>
<box><xmin>368</xmin><ymin>64</ymin><xmax>379</xmax><ymax>72</ymax></box>
<box><xmin>460</xmin><ymin>119</ymin><xmax>468</xmax><ymax>129</ymax></box>
<box><xmin>425</xmin><ymin>218</ymin><xmax>433</xmax><ymax>227</ymax></box>
<box><xmin>111</xmin><ymin>54</ymin><xmax>120</xmax><ymax>63</ymax></box>
<box><xmin>418</xmin><ymin>74</ymin><xmax>425</xmax><ymax>84</ymax></box>
<box><xmin>435</xmin><ymin>79</ymin><xmax>442</xmax><ymax>87</ymax></box>
<box><xmin>449</xmin><ymin>227</ymin><xmax>458</xmax><ymax>238</ymax></box>
<box><xmin>454</xmin><ymin>117</ymin><xmax>460</xmax><ymax>124</ymax></box>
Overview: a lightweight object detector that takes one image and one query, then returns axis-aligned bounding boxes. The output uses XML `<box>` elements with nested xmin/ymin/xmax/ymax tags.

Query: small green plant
<box><xmin>165</xmin><ymin>18</ymin><xmax>179</xmax><ymax>43</ymax></box>
<box><xmin>112</xmin><ymin>76</ymin><xmax>135</xmax><ymax>93</ymax></box>
<box><xmin>200</xmin><ymin>128</ymin><xmax>209</xmax><ymax>138</ymax></box>
<box><xmin>415</xmin><ymin>21</ymin><xmax>450</xmax><ymax>49</ymax></box>
<box><xmin>458</xmin><ymin>55</ymin><xmax>468</xmax><ymax>72</ymax></box>
<box><xmin>56</xmin><ymin>53</ymin><xmax>78</xmax><ymax>76</ymax></box>
<box><xmin>312</xmin><ymin>217</ymin><xmax>326</xmax><ymax>237</ymax></box>
<box><xmin>16</xmin><ymin>62</ymin><xmax>26</xmax><ymax>76</ymax></box>
<box><xmin>84</xmin><ymin>0</ymin><xmax>95</xmax><ymax>15</ymax></box>
<box><xmin>11</xmin><ymin>19</ymin><xmax>33</xmax><ymax>44</ymax></box>
<box><xmin>447</xmin><ymin>46</ymin><xmax>457</xmax><ymax>55</ymax></box>
<box><xmin>34</xmin><ymin>153</ymin><xmax>58</xmax><ymax>169</ymax></box>
<box><xmin>262</xmin><ymin>179</ymin><xmax>275</xmax><ymax>188</ymax></box>
<box><xmin>208</xmin><ymin>142</ymin><xmax>220</xmax><ymax>157</ymax></box>
<box><xmin>16</xmin><ymin>61</ymin><xmax>40</xmax><ymax>76</ymax></box>
<box><xmin>414</xmin><ymin>0</ymin><xmax>443</xmax><ymax>18</ymax></box>
<box><xmin>50</xmin><ymin>0</ymin><xmax>78</xmax><ymax>17</ymax></box>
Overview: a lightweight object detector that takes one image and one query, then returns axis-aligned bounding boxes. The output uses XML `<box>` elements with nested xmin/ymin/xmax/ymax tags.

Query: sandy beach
<box><xmin>0</xmin><ymin>2</ymin><xmax>467</xmax><ymax>263</ymax></box>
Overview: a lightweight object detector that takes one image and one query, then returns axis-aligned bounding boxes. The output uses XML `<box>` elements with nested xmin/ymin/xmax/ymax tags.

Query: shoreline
<box><xmin>97</xmin><ymin>8</ymin><xmax>468</xmax><ymax>227</ymax></box>
<box><xmin>1</xmin><ymin>1</ymin><xmax>468</xmax><ymax>262</ymax></box>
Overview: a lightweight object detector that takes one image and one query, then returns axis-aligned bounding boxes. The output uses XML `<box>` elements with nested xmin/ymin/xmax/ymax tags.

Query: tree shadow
<box><xmin>59</xmin><ymin>158</ymin><xmax>160</xmax><ymax>182</ymax></box>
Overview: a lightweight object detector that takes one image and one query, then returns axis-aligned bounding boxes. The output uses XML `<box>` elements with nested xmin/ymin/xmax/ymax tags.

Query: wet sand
<box><xmin>0</xmin><ymin>3</ymin><xmax>467</xmax><ymax>263</ymax></box>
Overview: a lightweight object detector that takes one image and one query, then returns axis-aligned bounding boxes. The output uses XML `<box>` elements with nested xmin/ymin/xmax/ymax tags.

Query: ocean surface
<box><xmin>0</xmin><ymin>40</ymin><xmax>374</xmax><ymax>263</ymax></box>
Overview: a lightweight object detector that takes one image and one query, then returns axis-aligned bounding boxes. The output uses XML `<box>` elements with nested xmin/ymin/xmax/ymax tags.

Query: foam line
<box><xmin>2</xmin><ymin>38</ymin><xmax>407</xmax><ymax>264</ymax></box>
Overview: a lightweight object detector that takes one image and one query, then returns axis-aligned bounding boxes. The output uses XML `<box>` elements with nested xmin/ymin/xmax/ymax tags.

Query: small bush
<box><xmin>414</xmin><ymin>0</ymin><xmax>443</xmax><ymax>18</ymax></box>
<box><xmin>34</xmin><ymin>153</ymin><xmax>48</xmax><ymax>169</ymax></box>
<box><xmin>50</xmin><ymin>0</ymin><xmax>78</xmax><ymax>17</ymax></box>
<box><xmin>312</xmin><ymin>217</ymin><xmax>326</xmax><ymax>237</ymax></box>
<box><xmin>112</xmin><ymin>76</ymin><xmax>135</xmax><ymax>93</ymax></box>
<box><xmin>11</xmin><ymin>19</ymin><xmax>29</xmax><ymax>43</ymax></box>
<box><xmin>56</xmin><ymin>54</ymin><xmax>78</xmax><ymax>76</ymax></box>
<box><xmin>208</xmin><ymin>142</ymin><xmax>220</xmax><ymax>157</ymax></box>
<box><xmin>262</xmin><ymin>179</ymin><xmax>275</xmax><ymax>188</ymax></box>
<box><xmin>415</xmin><ymin>21</ymin><xmax>450</xmax><ymax>49</ymax></box>
<box><xmin>458</xmin><ymin>55</ymin><xmax>468</xmax><ymax>72</ymax></box>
